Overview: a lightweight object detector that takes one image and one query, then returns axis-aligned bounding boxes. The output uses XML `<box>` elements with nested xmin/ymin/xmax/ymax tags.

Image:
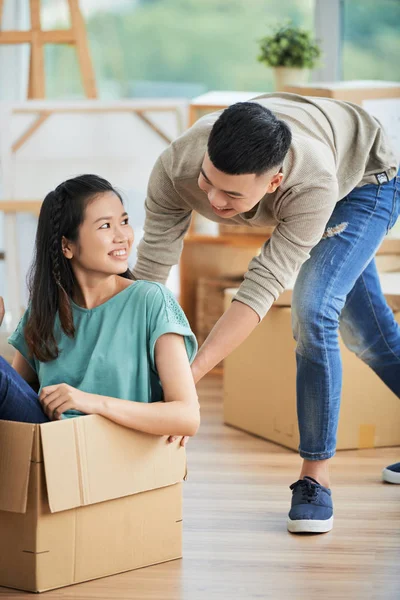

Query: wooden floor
<box><xmin>1</xmin><ymin>374</ymin><xmax>399</xmax><ymax>599</ymax></box>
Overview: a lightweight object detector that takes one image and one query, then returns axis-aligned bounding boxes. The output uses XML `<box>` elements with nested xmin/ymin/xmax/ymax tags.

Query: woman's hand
<box><xmin>190</xmin><ymin>357</ymin><xmax>203</xmax><ymax>385</ymax></box>
<box><xmin>39</xmin><ymin>383</ymin><xmax>98</xmax><ymax>420</ymax></box>
<box><xmin>0</xmin><ymin>297</ymin><xmax>5</xmax><ymax>327</ymax></box>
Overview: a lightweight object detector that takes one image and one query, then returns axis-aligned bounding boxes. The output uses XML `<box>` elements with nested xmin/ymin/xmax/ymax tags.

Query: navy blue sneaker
<box><xmin>382</xmin><ymin>462</ymin><xmax>400</xmax><ymax>484</ymax></box>
<box><xmin>287</xmin><ymin>476</ymin><xmax>333</xmax><ymax>533</ymax></box>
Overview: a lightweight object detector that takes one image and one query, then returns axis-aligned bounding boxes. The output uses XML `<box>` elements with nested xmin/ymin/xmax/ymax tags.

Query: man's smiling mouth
<box><xmin>212</xmin><ymin>206</ymin><xmax>232</xmax><ymax>212</ymax></box>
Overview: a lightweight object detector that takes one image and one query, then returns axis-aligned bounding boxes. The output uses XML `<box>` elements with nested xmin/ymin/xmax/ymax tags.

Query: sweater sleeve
<box><xmin>132</xmin><ymin>154</ymin><xmax>193</xmax><ymax>284</ymax></box>
<box><xmin>234</xmin><ymin>178</ymin><xmax>339</xmax><ymax>319</ymax></box>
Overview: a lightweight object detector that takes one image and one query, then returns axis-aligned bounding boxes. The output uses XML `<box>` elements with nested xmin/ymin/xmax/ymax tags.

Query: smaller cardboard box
<box><xmin>223</xmin><ymin>277</ymin><xmax>400</xmax><ymax>452</ymax></box>
<box><xmin>0</xmin><ymin>415</ymin><xmax>186</xmax><ymax>593</ymax></box>
<box><xmin>282</xmin><ymin>80</ymin><xmax>400</xmax><ymax>105</ymax></box>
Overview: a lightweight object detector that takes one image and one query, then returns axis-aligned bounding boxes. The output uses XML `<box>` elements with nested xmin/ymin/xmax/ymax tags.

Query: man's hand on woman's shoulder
<box><xmin>167</xmin><ymin>435</ymin><xmax>189</xmax><ymax>447</ymax></box>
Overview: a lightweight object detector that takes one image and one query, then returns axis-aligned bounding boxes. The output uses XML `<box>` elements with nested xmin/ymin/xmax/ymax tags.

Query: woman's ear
<box><xmin>61</xmin><ymin>236</ymin><xmax>74</xmax><ymax>260</ymax></box>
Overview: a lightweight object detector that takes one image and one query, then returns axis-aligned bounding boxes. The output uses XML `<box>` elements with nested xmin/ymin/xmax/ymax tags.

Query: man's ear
<box><xmin>61</xmin><ymin>236</ymin><xmax>74</xmax><ymax>260</ymax></box>
<box><xmin>267</xmin><ymin>171</ymin><xmax>283</xmax><ymax>194</ymax></box>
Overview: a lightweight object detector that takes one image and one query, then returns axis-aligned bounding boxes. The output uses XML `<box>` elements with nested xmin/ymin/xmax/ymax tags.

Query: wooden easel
<box><xmin>0</xmin><ymin>0</ymin><xmax>97</xmax><ymax>98</ymax></box>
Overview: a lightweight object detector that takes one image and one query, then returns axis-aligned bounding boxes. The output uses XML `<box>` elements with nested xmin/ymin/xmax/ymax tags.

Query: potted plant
<box><xmin>258</xmin><ymin>23</ymin><xmax>322</xmax><ymax>91</ymax></box>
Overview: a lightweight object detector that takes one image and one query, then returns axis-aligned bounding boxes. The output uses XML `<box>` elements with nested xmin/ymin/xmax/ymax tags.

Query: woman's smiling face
<box><xmin>62</xmin><ymin>191</ymin><xmax>134</xmax><ymax>276</ymax></box>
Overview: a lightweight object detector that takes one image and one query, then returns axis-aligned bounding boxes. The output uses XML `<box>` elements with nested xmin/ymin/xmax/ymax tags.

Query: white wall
<box><xmin>0</xmin><ymin>108</ymin><xmax>186</xmax><ymax>306</ymax></box>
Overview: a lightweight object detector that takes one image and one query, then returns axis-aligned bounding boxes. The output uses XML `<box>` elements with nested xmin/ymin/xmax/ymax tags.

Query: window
<box><xmin>342</xmin><ymin>0</ymin><xmax>400</xmax><ymax>81</ymax></box>
<box><xmin>42</xmin><ymin>0</ymin><xmax>315</xmax><ymax>99</ymax></box>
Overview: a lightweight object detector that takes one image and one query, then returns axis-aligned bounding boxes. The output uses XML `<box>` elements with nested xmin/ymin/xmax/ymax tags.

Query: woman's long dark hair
<box><xmin>25</xmin><ymin>174</ymin><xmax>134</xmax><ymax>362</ymax></box>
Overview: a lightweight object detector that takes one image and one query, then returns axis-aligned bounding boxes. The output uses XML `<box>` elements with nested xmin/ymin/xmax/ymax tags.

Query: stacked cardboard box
<box><xmin>223</xmin><ymin>272</ymin><xmax>400</xmax><ymax>451</ymax></box>
<box><xmin>0</xmin><ymin>415</ymin><xmax>186</xmax><ymax>593</ymax></box>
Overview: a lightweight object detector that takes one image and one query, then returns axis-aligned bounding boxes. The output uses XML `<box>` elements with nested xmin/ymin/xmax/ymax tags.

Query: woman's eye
<box><xmin>99</xmin><ymin>218</ymin><xmax>129</xmax><ymax>229</ymax></box>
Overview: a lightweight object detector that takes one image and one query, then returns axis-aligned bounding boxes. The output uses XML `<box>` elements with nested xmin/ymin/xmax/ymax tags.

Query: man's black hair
<box><xmin>207</xmin><ymin>102</ymin><xmax>292</xmax><ymax>176</ymax></box>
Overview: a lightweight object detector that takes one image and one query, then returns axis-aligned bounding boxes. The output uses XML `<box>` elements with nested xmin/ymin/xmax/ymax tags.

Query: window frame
<box><xmin>313</xmin><ymin>0</ymin><xmax>343</xmax><ymax>82</ymax></box>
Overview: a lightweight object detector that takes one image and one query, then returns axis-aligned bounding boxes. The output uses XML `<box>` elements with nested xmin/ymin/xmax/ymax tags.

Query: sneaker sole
<box><xmin>287</xmin><ymin>516</ymin><xmax>333</xmax><ymax>534</ymax></box>
<box><xmin>382</xmin><ymin>468</ymin><xmax>400</xmax><ymax>484</ymax></box>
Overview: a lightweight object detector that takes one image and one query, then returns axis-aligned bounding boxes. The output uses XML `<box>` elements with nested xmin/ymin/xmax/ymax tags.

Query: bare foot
<box><xmin>0</xmin><ymin>297</ymin><xmax>5</xmax><ymax>327</ymax></box>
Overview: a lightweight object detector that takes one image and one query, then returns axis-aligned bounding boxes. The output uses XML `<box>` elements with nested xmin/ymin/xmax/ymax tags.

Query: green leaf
<box><xmin>257</xmin><ymin>21</ymin><xmax>322</xmax><ymax>68</ymax></box>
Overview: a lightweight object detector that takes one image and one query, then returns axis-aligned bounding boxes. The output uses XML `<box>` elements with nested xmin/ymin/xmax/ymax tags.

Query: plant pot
<box><xmin>273</xmin><ymin>67</ymin><xmax>310</xmax><ymax>91</ymax></box>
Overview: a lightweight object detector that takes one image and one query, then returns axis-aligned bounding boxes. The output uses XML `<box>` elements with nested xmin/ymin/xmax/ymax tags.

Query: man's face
<box><xmin>197</xmin><ymin>152</ymin><xmax>283</xmax><ymax>219</ymax></box>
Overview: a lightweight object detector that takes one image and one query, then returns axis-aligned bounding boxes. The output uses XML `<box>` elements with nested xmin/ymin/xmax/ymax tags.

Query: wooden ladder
<box><xmin>0</xmin><ymin>0</ymin><xmax>97</xmax><ymax>98</ymax></box>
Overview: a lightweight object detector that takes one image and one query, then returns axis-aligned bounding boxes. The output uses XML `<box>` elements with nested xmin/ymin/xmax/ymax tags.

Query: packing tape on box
<box><xmin>358</xmin><ymin>424</ymin><xmax>376</xmax><ymax>449</ymax></box>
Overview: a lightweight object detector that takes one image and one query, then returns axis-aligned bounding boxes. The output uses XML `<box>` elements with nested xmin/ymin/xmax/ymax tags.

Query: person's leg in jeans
<box><xmin>292</xmin><ymin>171</ymin><xmax>400</xmax><ymax>488</ymax></box>
<box><xmin>340</xmin><ymin>258</ymin><xmax>400</xmax><ymax>395</ymax></box>
<box><xmin>0</xmin><ymin>356</ymin><xmax>50</xmax><ymax>424</ymax></box>
<box><xmin>340</xmin><ymin>256</ymin><xmax>400</xmax><ymax>486</ymax></box>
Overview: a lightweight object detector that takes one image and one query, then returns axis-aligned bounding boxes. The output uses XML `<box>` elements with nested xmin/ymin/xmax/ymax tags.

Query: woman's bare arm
<box><xmin>93</xmin><ymin>333</ymin><xmax>200</xmax><ymax>436</ymax></box>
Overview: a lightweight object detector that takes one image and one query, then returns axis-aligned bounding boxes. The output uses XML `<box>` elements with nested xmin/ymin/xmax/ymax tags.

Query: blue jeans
<box><xmin>292</xmin><ymin>169</ymin><xmax>400</xmax><ymax>460</ymax></box>
<box><xmin>0</xmin><ymin>356</ymin><xmax>50</xmax><ymax>423</ymax></box>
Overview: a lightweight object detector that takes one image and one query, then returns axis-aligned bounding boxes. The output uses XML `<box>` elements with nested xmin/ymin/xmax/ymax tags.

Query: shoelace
<box><xmin>290</xmin><ymin>479</ymin><xmax>320</xmax><ymax>503</ymax></box>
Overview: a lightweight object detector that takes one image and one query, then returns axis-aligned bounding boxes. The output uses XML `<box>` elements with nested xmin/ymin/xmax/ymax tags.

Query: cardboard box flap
<box><xmin>40</xmin><ymin>415</ymin><xmax>186</xmax><ymax>513</ymax></box>
<box><xmin>0</xmin><ymin>420</ymin><xmax>35</xmax><ymax>513</ymax></box>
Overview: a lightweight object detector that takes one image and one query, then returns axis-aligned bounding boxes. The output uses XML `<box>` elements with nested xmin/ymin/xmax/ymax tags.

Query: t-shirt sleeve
<box><xmin>147</xmin><ymin>284</ymin><xmax>198</xmax><ymax>372</ymax></box>
<box><xmin>7</xmin><ymin>309</ymin><xmax>37</xmax><ymax>372</ymax></box>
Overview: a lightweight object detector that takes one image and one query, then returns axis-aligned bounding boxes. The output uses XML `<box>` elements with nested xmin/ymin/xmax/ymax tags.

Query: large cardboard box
<box><xmin>0</xmin><ymin>415</ymin><xmax>186</xmax><ymax>593</ymax></box>
<box><xmin>223</xmin><ymin>276</ymin><xmax>400</xmax><ymax>452</ymax></box>
<box><xmin>282</xmin><ymin>80</ymin><xmax>400</xmax><ymax>105</ymax></box>
<box><xmin>282</xmin><ymin>81</ymin><xmax>400</xmax><ymax>163</ymax></box>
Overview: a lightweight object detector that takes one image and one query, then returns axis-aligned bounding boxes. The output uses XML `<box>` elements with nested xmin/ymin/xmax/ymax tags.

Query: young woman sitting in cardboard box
<box><xmin>0</xmin><ymin>174</ymin><xmax>200</xmax><ymax>444</ymax></box>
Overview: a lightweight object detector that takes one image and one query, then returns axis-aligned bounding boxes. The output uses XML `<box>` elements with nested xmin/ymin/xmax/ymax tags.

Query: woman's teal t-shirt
<box><xmin>8</xmin><ymin>281</ymin><xmax>197</xmax><ymax>419</ymax></box>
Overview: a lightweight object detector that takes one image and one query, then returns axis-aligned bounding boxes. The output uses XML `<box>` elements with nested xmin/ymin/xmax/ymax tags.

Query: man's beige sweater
<box><xmin>133</xmin><ymin>92</ymin><xmax>398</xmax><ymax>319</ymax></box>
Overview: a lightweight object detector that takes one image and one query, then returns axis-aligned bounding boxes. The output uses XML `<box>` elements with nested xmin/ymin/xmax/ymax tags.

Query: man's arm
<box><xmin>191</xmin><ymin>300</ymin><xmax>259</xmax><ymax>383</ymax></box>
<box><xmin>133</xmin><ymin>154</ymin><xmax>192</xmax><ymax>283</ymax></box>
<box><xmin>192</xmin><ymin>179</ymin><xmax>339</xmax><ymax>383</ymax></box>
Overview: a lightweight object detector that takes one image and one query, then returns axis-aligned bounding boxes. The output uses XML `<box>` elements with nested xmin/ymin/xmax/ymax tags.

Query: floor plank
<box><xmin>1</xmin><ymin>374</ymin><xmax>399</xmax><ymax>599</ymax></box>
